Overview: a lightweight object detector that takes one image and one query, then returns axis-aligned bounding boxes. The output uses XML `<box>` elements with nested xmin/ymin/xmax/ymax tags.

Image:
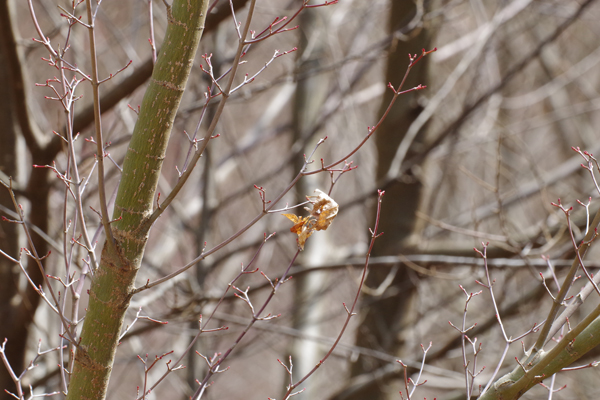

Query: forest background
<box><xmin>2</xmin><ymin>0</ymin><xmax>600</xmax><ymax>399</ymax></box>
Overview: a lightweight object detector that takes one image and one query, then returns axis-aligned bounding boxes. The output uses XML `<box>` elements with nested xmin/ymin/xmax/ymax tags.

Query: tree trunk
<box><xmin>66</xmin><ymin>0</ymin><xmax>209</xmax><ymax>398</ymax></box>
<box><xmin>0</xmin><ymin>15</ymin><xmax>24</xmax><ymax>398</ymax></box>
<box><xmin>346</xmin><ymin>2</ymin><xmax>434</xmax><ymax>399</ymax></box>
<box><xmin>290</xmin><ymin>8</ymin><xmax>331</xmax><ymax>395</ymax></box>
<box><xmin>0</xmin><ymin>1</ymin><xmax>50</xmax><ymax>397</ymax></box>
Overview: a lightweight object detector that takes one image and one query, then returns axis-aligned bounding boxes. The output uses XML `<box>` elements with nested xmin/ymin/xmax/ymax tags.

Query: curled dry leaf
<box><xmin>283</xmin><ymin>189</ymin><xmax>339</xmax><ymax>250</ymax></box>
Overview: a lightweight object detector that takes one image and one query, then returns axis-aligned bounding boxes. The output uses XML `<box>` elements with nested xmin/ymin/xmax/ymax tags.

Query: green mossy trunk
<box><xmin>66</xmin><ymin>1</ymin><xmax>209</xmax><ymax>398</ymax></box>
<box><xmin>479</xmin><ymin>311</ymin><xmax>600</xmax><ymax>400</ymax></box>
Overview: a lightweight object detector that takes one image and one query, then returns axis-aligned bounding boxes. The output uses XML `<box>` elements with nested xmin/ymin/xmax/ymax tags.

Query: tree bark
<box><xmin>290</xmin><ymin>8</ymin><xmax>331</xmax><ymax>395</ymax></box>
<box><xmin>347</xmin><ymin>2</ymin><xmax>434</xmax><ymax>399</ymax></box>
<box><xmin>0</xmin><ymin>1</ymin><xmax>50</xmax><ymax>397</ymax></box>
<box><xmin>66</xmin><ymin>0</ymin><xmax>209</xmax><ymax>398</ymax></box>
<box><xmin>0</xmin><ymin>12</ymin><xmax>24</xmax><ymax>397</ymax></box>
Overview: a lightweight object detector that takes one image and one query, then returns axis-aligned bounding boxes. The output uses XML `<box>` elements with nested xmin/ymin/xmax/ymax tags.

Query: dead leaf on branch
<box><xmin>283</xmin><ymin>189</ymin><xmax>339</xmax><ymax>250</ymax></box>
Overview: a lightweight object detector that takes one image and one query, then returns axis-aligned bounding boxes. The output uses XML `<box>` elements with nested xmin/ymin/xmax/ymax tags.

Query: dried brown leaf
<box><xmin>282</xmin><ymin>189</ymin><xmax>338</xmax><ymax>250</ymax></box>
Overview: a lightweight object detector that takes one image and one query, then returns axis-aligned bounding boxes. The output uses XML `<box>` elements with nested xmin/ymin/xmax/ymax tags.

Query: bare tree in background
<box><xmin>334</xmin><ymin>1</ymin><xmax>600</xmax><ymax>399</ymax></box>
<box><xmin>3</xmin><ymin>0</ymin><xmax>600</xmax><ymax>400</ymax></box>
<box><xmin>345</xmin><ymin>3</ymin><xmax>438</xmax><ymax>399</ymax></box>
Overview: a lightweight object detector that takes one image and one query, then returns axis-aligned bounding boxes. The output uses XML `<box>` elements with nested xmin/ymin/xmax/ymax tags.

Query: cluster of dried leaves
<box><xmin>283</xmin><ymin>189</ymin><xmax>339</xmax><ymax>250</ymax></box>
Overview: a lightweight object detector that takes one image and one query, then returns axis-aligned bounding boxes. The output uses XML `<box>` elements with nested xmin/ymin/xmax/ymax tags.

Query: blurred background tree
<box><xmin>2</xmin><ymin>0</ymin><xmax>600</xmax><ymax>399</ymax></box>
